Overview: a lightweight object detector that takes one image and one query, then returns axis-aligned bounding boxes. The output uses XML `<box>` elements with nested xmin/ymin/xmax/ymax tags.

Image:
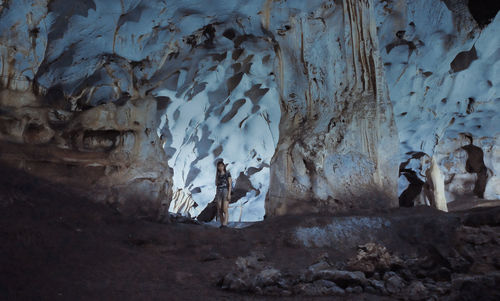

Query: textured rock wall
<box><xmin>0</xmin><ymin>0</ymin><xmax>497</xmax><ymax>219</ymax></box>
<box><xmin>154</xmin><ymin>32</ymin><xmax>280</xmax><ymax>222</ymax></box>
<box><xmin>0</xmin><ymin>1</ymin><xmax>172</xmax><ymax>217</ymax></box>
<box><xmin>0</xmin><ymin>0</ymin><xmax>399</xmax><ymax>220</ymax></box>
<box><xmin>265</xmin><ymin>0</ymin><xmax>399</xmax><ymax>216</ymax></box>
<box><xmin>0</xmin><ymin>89</ymin><xmax>172</xmax><ymax>217</ymax></box>
<box><xmin>375</xmin><ymin>0</ymin><xmax>500</xmax><ymax>209</ymax></box>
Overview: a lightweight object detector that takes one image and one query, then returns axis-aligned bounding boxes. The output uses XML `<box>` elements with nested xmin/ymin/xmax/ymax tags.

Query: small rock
<box><xmin>293</xmin><ymin>283</ymin><xmax>320</xmax><ymax>296</ymax></box>
<box><xmin>313</xmin><ymin>279</ymin><xmax>337</xmax><ymax>288</ymax></box>
<box><xmin>254</xmin><ymin>267</ymin><xmax>281</xmax><ymax>287</ymax></box>
<box><xmin>222</xmin><ymin>273</ymin><xmax>248</xmax><ymax>291</ymax></box>
<box><xmin>369</xmin><ymin>279</ymin><xmax>388</xmax><ymax>295</ymax></box>
<box><xmin>405</xmin><ymin>281</ymin><xmax>428</xmax><ymax>300</ymax></box>
<box><xmin>229</xmin><ymin>278</ymin><xmax>247</xmax><ymax>291</ymax></box>
<box><xmin>303</xmin><ymin>260</ymin><xmax>332</xmax><ymax>282</ymax></box>
<box><xmin>347</xmin><ymin>242</ymin><xmax>403</xmax><ymax>273</ymax></box>
<box><xmin>168</xmin><ymin>213</ymin><xmax>201</xmax><ymax>224</ymax></box>
<box><xmin>262</xmin><ymin>285</ymin><xmax>285</xmax><ymax>296</ymax></box>
<box><xmin>346</xmin><ymin>285</ymin><xmax>363</xmax><ymax>294</ymax></box>
<box><xmin>313</xmin><ymin>269</ymin><xmax>367</xmax><ymax>287</ymax></box>
<box><xmin>294</xmin><ymin>282</ymin><xmax>344</xmax><ymax>296</ymax></box>
<box><xmin>308</xmin><ymin>260</ymin><xmax>332</xmax><ymax>273</ymax></box>
<box><xmin>383</xmin><ymin>271</ymin><xmax>397</xmax><ymax>280</ymax></box>
<box><xmin>235</xmin><ymin>255</ymin><xmax>259</xmax><ymax>271</ymax></box>
<box><xmin>276</xmin><ymin>278</ymin><xmax>291</xmax><ymax>290</ymax></box>
<box><xmin>385</xmin><ymin>274</ymin><xmax>405</xmax><ymax>294</ymax></box>
<box><xmin>324</xmin><ymin>284</ymin><xmax>345</xmax><ymax>295</ymax></box>
<box><xmin>364</xmin><ymin>286</ymin><xmax>376</xmax><ymax>294</ymax></box>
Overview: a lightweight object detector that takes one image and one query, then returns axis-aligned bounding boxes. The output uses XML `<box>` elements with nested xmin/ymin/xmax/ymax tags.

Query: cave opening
<box><xmin>461</xmin><ymin>143</ymin><xmax>488</xmax><ymax>198</ymax></box>
<box><xmin>398</xmin><ymin>152</ymin><xmax>427</xmax><ymax>208</ymax></box>
<box><xmin>154</xmin><ymin>46</ymin><xmax>281</xmax><ymax>223</ymax></box>
<box><xmin>467</xmin><ymin>0</ymin><xmax>500</xmax><ymax>28</ymax></box>
<box><xmin>399</xmin><ymin>170</ymin><xmax>424</xmax><ymax>207</ymax></box>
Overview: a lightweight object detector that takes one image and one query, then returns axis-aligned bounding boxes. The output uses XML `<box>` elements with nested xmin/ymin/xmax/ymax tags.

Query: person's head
<box><xmin>217</xmin><ymin>160</ymin><xmax>226</xmax><ymax>173</ymax></box>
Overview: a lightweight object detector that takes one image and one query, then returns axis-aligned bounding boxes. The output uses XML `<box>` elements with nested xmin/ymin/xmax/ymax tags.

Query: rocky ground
<box><xmin>1</xmin><ymin>164</ymin><xmax>499</xmax><ymax>301</ymax></box>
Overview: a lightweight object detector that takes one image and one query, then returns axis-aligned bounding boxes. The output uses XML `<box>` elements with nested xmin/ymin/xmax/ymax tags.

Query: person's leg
<box><xmin>222</xmin><ymin>188</ymin><xmax>229</xmax><ymax>226</ymax></box>
<box><xmin>215</xmin><ymin>190</ymin><xmax>223</xmax><ymax>225</ymax></box>
<box><xmin>223</xmin><ymin>199</ymin><xmax>229</xmax><ymax>226</ymax></box>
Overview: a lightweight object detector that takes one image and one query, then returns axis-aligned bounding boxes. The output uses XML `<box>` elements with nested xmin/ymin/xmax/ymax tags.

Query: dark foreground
<box><xmin>1</xmin><ymin>165</ymin><xmax>499</xmax><ymax>301</ymax></box>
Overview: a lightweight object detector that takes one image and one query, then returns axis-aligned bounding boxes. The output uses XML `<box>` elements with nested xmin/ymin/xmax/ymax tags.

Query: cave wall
<box><xmin>0</xmin><ymin>89</ymin><xmax>172</xmax><ymax>217</ymax></box>
<box><xmin>0</xmin><ymin>0</ymin><xmax>174</xmax><ymax>218</ymax></box>
<box><xmin>153</xmin><ymin>27</ymin><xmax>280</xmax><ymax>222</ymax></box>
<box><xmin>0</xmin><ymin>0</ymin><xmax>400</xmax><ymax>220</ymax></box>
<box><xmin>0</xmin><ymin>0</ymin><xmax>498</xmax><ymax>219</ymax></box>
<box><xmin>375</xmin><ymin>0</ymin><xmax>500</xmax><ymax>208</ymax></box>
<box><xmin>264</xmin><ymin>0</ymin><xmax>399</xmax><ymax>216</ymax></box>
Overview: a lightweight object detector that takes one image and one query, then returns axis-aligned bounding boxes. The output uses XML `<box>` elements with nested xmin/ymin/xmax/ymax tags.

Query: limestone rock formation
<box><xmin>265</xmin><ymin>0</ymin><xmax>399</xmax><ymax>216</ymax></box>
<box><xmin>376</xmin><ymin>0</ymin><xmax>500</xmax><ymax>210</ymax></box>
<box><xmin>0</xmin><ymin>0</ymin><xmax>399</xmax><ymax>219</ymax></box>
<box><xmin>0</xmin><ymin>90</ymin><xmax>172</xmax><ymax>217</ymax></box>
<box><xmin>0</xmin><ymin>0</ymin><xmax>498</xmax><ymax>219</ymax></box>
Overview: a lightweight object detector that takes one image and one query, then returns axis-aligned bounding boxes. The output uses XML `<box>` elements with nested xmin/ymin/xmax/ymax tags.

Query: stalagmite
<box><xmin>427</xmin><ymin>156</ymin><xmax>448</xmax><ymax>212</ymax></box>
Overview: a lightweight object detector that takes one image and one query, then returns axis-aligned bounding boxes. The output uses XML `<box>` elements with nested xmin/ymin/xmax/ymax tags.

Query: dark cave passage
<box><xmin>462</xmin><ymin>143</ymin><xmax>488</xmax><ymax>198</ymax></box>
<box><xmin>399</xmin><ymin>171</ymin><xmax>424</xmax><ymax>207</ymax></box>
<box><xmin>467</xmin><ymin>0</ymin><xmax>500</xmax><ymax>27</ymax></box>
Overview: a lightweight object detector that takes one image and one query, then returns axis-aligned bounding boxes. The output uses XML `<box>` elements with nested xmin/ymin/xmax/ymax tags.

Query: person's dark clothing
<box><xmin>216</xmin><ymin>171</ymin><xmax>231</xmax><ymax>190</ymax></box>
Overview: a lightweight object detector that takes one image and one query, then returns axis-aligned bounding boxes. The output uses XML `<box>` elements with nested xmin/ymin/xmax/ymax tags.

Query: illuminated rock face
<box><xmin>0</xmin><ymin>0</ymin><xmax>498</xmax><ymax>219</ymax></box>
<box><xmin>376</xmin><ymin>0</ymin><xmax>500</xmax><ymax>209</ymax></box>
<box><xmin>264</xmin><ymin>0</ymin><xmax>399</xmax><ymax>216</ymax></box>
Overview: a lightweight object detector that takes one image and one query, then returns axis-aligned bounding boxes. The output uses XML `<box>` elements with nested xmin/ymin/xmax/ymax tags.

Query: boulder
<box><xmin>368</xmin><ymin>279</ymin><xmax>388</xmax><ymax>295</ymax></box>
<box><xmin>347</xmin><ymin>242</ymin><xmax>403</xmax><ymax>273</ymax></box>
<box><xmin>345</xmin><ymin>285</ymin><xmax>363</xmax><ymax>294</ymax></box>
<box><xmin>384</xmin><ymin>273</ymin><xmax>406</xmax><ymax>294</ymax></box>
<box><xmin>404</xmin><ymin>281</ymin><xmax>428</xmax><ymax>300</ymax></box>
<box><xmin>197</xmin><ymin>200</ymin><xmax>218</xmax><ymax>222</ymax></box>
<box><xmin>254</xmin><ymin>268</ymin><xmax>282</xmax><ymax>287</ymax></box>
<box><xmin>312</xmin><ymin>269</ymin><xmax>367</xmax><ymax>288</ymax></box>
<box><xmin>293</xmin><ymin>282</ymin><xmax>345</xmax><ymax>296</ymax></box>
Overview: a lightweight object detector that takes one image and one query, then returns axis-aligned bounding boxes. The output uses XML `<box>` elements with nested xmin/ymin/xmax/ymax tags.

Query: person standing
<box><xmin>215</xmin><ymin>160</ymin><xmax>232</xmax><ymax>228</ymax></box>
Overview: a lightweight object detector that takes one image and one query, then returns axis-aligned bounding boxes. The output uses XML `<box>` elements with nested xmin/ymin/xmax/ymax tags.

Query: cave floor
<box><xmin>1</xmin><ymin>165</ymin><xmax>499</xmax><ymax>301</ymax></box>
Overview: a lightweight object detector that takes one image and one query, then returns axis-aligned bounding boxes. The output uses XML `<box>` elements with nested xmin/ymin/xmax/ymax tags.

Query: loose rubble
<box><xmin>219</xmin><ymin>230</ymin><xmax>500</xmax><ymax>299</ymax></box>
